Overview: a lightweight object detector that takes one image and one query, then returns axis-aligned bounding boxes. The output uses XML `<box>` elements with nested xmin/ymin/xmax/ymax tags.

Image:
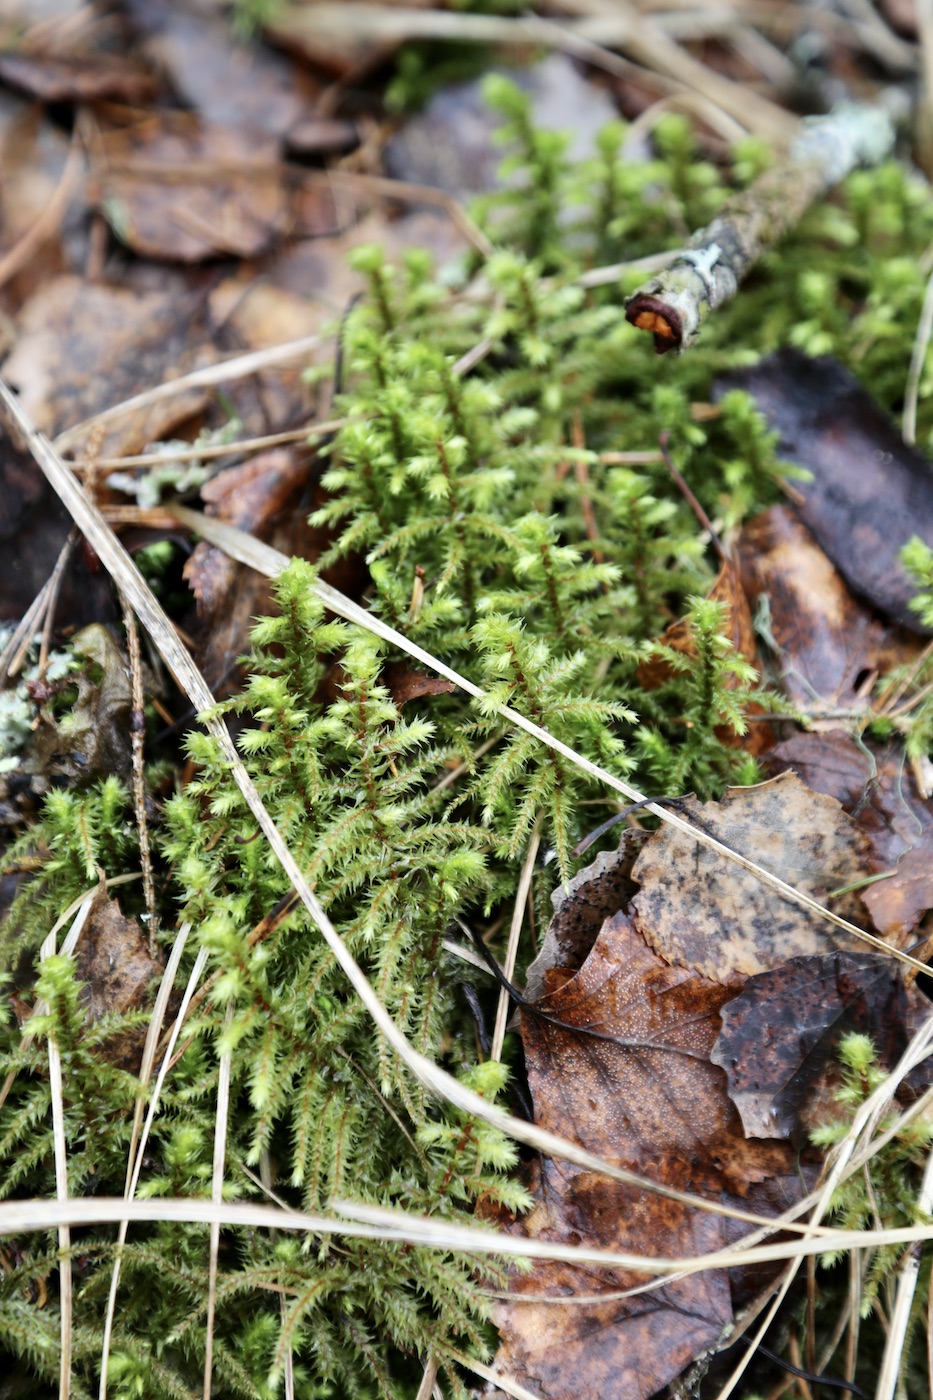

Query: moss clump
<box><xmin>3</xmin><ymin>79</ymin><xmax>933</xmax><ymax>1398</ymax></box>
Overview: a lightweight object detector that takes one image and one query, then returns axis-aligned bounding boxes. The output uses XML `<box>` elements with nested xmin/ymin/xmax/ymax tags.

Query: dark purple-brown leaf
<box><xmin>712</xmin><ymin>952</ymin><xmax>906</xmax><ymax>1139</ymax></box>
<box><xmin>717</xmin><ymin>350</ymin><xmax>933</xmax><ymax>632</ymax></box>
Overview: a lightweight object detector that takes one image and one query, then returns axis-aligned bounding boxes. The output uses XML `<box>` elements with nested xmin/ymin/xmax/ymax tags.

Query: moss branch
<box><xmin>625</xmin><ymin>103</ymin><xmax>896</xmax><ymax>354</ymax></box>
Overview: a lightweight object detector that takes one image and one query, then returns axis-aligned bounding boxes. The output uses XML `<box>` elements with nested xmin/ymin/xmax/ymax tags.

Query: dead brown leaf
<box><xmin>0</xmin><ymin>50</ymin><xmax>156</xmax><ymax>104</ymax></box>
<box><xmin>711</xmin><ymin>951</ymin><xmax>908</xmax><ymax>1140</ymax></box>
<box><xmin>524</xmin><ymin>911</ymin><xmax>789</xmax><ymax>1190</ymax></box>
<box><xmin>495</xmin><ymin>910</ymin><xmax>798</xmax><ymax>1400</ymax></box>
<box><xmin>382</xmin><ymin>664</ymin><xmax>455</xmax><ymax>708</ymax></box>
<box><xmin>94</xmin><ymin>114</ymin><xmax>286</xmax><ymax>262</ymax></box>
<box><xmin>496</xmin><ymin>1162</ymin><xmax>733</xmax><ymax>1400</ymax></box>
<box><xmin>2</xmin><ymin>274</ymin><xmax>214</xmax><ymax>457</ymax></box>
<box><xmin>74</xmin><ymin>889</ymin><xmax>162</xmax><ymax>1071</ymax></box>
<box><xmin>523</xmin><ymin>835</ymin><xmax>645</xmax><ymax>1001</ymax></box>
<box><xmin>183</xmin><ymin>447</ymin><xmax>331</xmax><ymax>690</ymax></box>
<box><xmin>717</xmin><ymin>351</ymin><xmax>933</xmax><ymax>632</ymax></box>
<box><xmin>125</xmin><ymin>0</ymin><xmax>317</xmax><ymax>137</ymax></box>
<box><xmin>631</xmin><ymin>772</ymin><xmax>873</xmax><ymax>979</ymax></box>
<box><xmin>766</xmin><ymin>731</ymin><xmax>933</xmax><ymax>940</ymax></box>
<box><xmin>738</xmin><ymin>506</ymin><xmax>921</xmax><ymax>716</ymax></box>
<box><xmin>636</xmin><ymin>560</ymin><xmax>774</xmax><ymax>753</ymax></box>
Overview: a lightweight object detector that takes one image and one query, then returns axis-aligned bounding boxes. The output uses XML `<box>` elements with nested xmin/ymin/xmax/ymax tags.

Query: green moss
<box><xmin>4</xmin><ymin>77</ymin><xmax>933</xmax><ymax>1397</ymax></box>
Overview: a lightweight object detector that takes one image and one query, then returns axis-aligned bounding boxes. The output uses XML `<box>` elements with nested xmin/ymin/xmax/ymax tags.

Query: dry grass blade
<box><xmin>47</xmin><ymin>1030</ymin><xmax>71</xmax><ymax>1400</ymax></box>
<box><xmin>903</xmin><ymin>260</ymin><xmax>933</xmax><ymax>445</ymax></box>
<box><xmin>491</xmin><ymin>831</ymin><xmax>539</xmax><ymax>1063</ymax></box>
<box><xmin>98</xmin><ymin>926</ymin><xmax>196</xmax><ymax>1400</ymax></box>
<box><xmin>274</xmin><ymin>3</ymin><xmax>796</xmax><ymax>140</ymax></box>
<box><xmin>204</xmin><ymin>1006</ymin><xmax>234</xmax><ymax>1400</ymax></box>
<box><xmin>8</xmin><ymin>1194</ymin><xmax>933</xmax><ymax>1270</ymax></box>
<box><xmin>0</xmin><ymin>375</ymin><xmax>819</xmax><ymax>1235</ymax></box>
<box><xmin>0</xmin><ymin>889</ymin><xmax>101</xmax><ymax>1117</ymax></box>
<box><xmin>875</xmin><ymin>1142</ymin><xmax>933</xmax><ymax>1400</ymax></box>
<box><xmin>165</xmin><ymin>503</ymin><xmax>931</xmax><ymax>980</ymax></box>
<box><xmin>40</xmin><ymin>901</ymin><xmax>91</xmax><ymax>1400</ymax></box>
<box><xmin>88</xmin><ymin>421</ymin><xmax>344</xmax><ymax>473</ymax></box>
<box><xmin>448</xmin><ymin>1350</ymin><xmax>543</xmax><ymax>1400</ymax></box>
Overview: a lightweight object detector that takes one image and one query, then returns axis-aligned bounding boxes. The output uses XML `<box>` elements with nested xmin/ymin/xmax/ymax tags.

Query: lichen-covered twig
<box><xmin>625</xmin><ymin>103</ymin><xmax>896</xmax><ymax>354</ymax></box>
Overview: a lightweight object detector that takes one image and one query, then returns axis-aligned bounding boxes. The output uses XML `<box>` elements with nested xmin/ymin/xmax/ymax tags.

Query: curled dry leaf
<box><xmin>716</xmin><ymin>350</ymin><xmax>933</xmax><ymax>632</ymax></box>
<box><xmin>630</xmin><ymin>772</ymin><xmax>872</xmax><ymax>980</ymax></box>
<box><xmin>523</xmin><ymin>834</ymin><xmax>644</xmax><ymax>1000</ymax></box>
<box><xmin>382</xmin><ymin>663</ymin><xmax>455</xmax><ymax>709</ymax></box>
<box><xmin>738</xmin><ymin>506</ymin><xmax>922</xmax><ymax>716</ymax></box>
<box><xmin>712</xmin><ymin>951</ymin><xmax>907</xmax><ymax>1140</ymax></box>
<box><xmin>767</xmin><ymin>731</ymin><xmax>933</xmax><ymax>941</ymax></box>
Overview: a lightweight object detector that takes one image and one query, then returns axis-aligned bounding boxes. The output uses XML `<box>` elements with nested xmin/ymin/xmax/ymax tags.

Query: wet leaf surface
<box><xmin>631</xmin><ymin>772</ymin><xmax>872</xmax><ymax>979</ymax></box>
<box><xmin>717</xmin><ymin>350</ymin><xmax>933</xmax><ymax>632</ymax></box>
<box><xmin>712</xmin><ymin>951</ymin><xmax>907</xmax><ymax>1139</ymax></box>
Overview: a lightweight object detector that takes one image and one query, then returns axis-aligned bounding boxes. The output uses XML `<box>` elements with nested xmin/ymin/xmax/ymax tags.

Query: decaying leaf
<box><xmin>0</xmin><ymin>50</ymin><xmax>156</xmax><ymax>105</ymax></box>
<box><xmin>497</xmin><ymin>910</ymin><xmax>798</xmax><ymax>1400</ymax></box>
<box><xmin>75</xmin><ymin>890</ymin><xmax>162</xmax><ymax>1071</ymax></box>
<box><xmin>524</xmin><ymin>912</ymin><xmax>750</xmax><ymax>1188</ymax></box>
<box><xmin>637</xmin><ymin>560</ymin><xmax>758</xmax><ymax>691</ymax></box>
<box><xmin>496</xmin><ymin>1163</ymin><xmax>733</xmax><ymax>1400</ymax></box>
<box><xmin>712</xmin><ymin>951</ymin><xmax>907</xmax><ymax>1139</ymax></box>
<box><xmin>29</xmin><ymin>623</ymin><xmax>133</xmax><ymax>786</ymax></box>
<box><xmin>94</xmin><ymin>115</ymin><xmax>287</xmax><ymax>262</ymax></box>
<box><xmin>767</xmin><ymin>731</ymin><xmax>933</xmax><ymax>940</ymax></box>
<box><xmin>738</xmin><ymin>506</ymin><xmax>922</xmax><ymax>716</ymax></box>
<box><xmin>630</xmin><ymin>772</ymin><xmax>872</xmax><ymax>980</ymax></box>
<box><xmin>184</xmin><ymin>448</ymin><xmax>328</xmax><ymax>690</ymax></box>
<box><xmin>523</xmin><ymin>834</ymin><xmax>644</xmax><ymax>1000</ymax></box>
<box><xmin>125</xmin><ymin>0</ymin><xmax>316</xmax><ymax>137</ymax></box>
<box><xmin>717</xmin><ymin>350</ymin><xmax>933</xmax><ymax>632</ymax></box>
<box><xmin>2</xmin><ymin>275</ymin><xmax>214</xmax><ymax>457</ymax></box>
<box><xmin>382</xmin><ymin>663</ymin><xmax>455</xmax><ymax>708</ymax></box>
